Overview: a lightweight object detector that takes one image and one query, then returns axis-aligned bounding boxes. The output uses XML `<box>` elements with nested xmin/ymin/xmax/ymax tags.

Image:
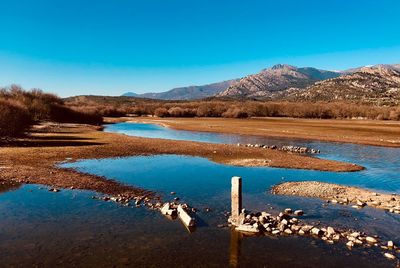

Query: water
<box><xmin>1</xmin><ymin>122</ymin><xmax>400</xmax><ymax>267</ymax></box>
<box><xmin>105</xmin><ymin>122</ymin><xmax>400</xmax><ymax>193</ymax></box>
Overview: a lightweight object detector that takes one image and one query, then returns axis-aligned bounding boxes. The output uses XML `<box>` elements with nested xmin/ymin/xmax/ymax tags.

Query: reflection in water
<box><xmin>0</xmin><ymin>181</ymin><xmax>21</xmax><ymax>194</ymax></box>
<box><xmin>229</xmin><ymin>229</ymin><xmax>242</xmax><ymax>268</ymax></box>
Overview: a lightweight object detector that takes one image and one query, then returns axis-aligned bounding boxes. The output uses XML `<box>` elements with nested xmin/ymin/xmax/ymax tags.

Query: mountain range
<box><xmin>122</xmin><ymin>63</ymin><xmax>400</xmax><ymax>105</ymax></box>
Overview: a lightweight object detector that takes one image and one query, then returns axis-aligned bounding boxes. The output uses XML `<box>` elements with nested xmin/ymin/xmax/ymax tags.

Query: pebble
<box><xmin>311</xmin><ymin>227</ymin><xmax>322</xmax><ymax>236</ymax></box>
<box><xmin>327</xmin><ymin>227</ymin><xmax>336</xmax><ymax>236</ymax></box>
<box><xmin>284</xmin><ymin>208</ymin><xmax>292</xmax><ymax>214</ymax></box>
<box><xmin>365</xmin><ymin>236</ymin><xmax>378</xmax><ymax>244</ymax></box>
<box><xmin>384</xmin><ymin>253</ymin><xmax>396</xmax><ymax>260</ymax></box>
<box><xmin>350</xmin><ymin>232</ymin><xmax>360</xmax><ymax>238</ymax></box>
<box><xmin>294</xmin><ymin>210</ymin><xmax>304</xmax><ymax>216</ymax></box>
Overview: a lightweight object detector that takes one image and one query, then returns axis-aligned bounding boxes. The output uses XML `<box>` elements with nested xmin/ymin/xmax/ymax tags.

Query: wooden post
<box><xmin>231</xmin><ymin>176</ymin><xmax>242</xmax><ymax>225</ymax></box>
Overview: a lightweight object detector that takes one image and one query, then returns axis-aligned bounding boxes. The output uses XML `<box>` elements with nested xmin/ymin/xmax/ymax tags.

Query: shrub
<box><xmin>154</xmin><ymin>107</ymin><xmax>169</xmax><ymax>117</ymax></box>
<box><xmin>167</xmin><ymin>107</ymin><xmax>196</xmax><ymax>117</ymax></box>
<box><xmin>222</xmin><ymin>107</ymin><xmax>249</xmax><ymax>118</ymax></box>
<box><xmin>0</xmin><ymin>100</ymin><xmax>32</xmax><ymax>137</ymax></box>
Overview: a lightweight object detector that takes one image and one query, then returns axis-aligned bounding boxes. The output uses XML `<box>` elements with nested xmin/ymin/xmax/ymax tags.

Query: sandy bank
<box><xmin>272</xmin><ymin>181</ymin><xmax>400</xmax><ymax>213</ymax></box>
<box><xmin>124</xmin><ymin>117</ymin><xmax>400</xmax><ymax>148</ymax></box>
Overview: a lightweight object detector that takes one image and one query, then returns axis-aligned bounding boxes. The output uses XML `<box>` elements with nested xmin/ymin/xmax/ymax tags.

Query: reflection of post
<box><xmin>231</xmin><ymin>176</ymin><xmax>242</xmax><ymax>225</ymax></box>
<box><xmin>229</xmin><ymin>228</ymin><xmax>242</xmax><ymax>268</ymax></box>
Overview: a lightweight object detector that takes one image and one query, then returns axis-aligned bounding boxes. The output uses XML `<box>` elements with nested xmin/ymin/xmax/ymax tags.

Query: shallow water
<box><xmin>1</xmin><ymin>122</ymin><xmax>400</xmax><ymax>267</ymax></box>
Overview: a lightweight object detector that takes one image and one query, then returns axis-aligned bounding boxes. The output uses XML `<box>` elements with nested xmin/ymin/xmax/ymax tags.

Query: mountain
<box><xmin>122</xmin><ymin>92</ymin><xmax>139</xmax><ymax>97</ymax></box>
<box><xmin>122</xmin><ymin>79</ymin><xmax>238</xmax><ymax>100</ymax></box>
<box><xmin>287</xmin><ymin>65</ymin><xmax>400</xmax><ymax>105</ymax></box>
<box><xmin>216</xmin><ymin>64</ymin><xmax>340</xmax><ymax>98</ymax></box>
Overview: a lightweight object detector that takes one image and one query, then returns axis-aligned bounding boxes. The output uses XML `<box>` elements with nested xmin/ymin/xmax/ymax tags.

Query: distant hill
<box><xmin>120</xmin><ymin>63</ymin><xmax>400</xmax><ymax>105</ymax></box>
<box><xmin>122</xmin><ymin>79</ymin><xmax>238</xmax><ymax>100</ymax></box>
<box><xmin>286</xmin><ymin>65</ymin><xmax>400</xmax><ymax>105</ymax></box>
<box><xmin>216</xmin><ymin>64</ymin><xmax>340</xmax><ymax>98</ymax></box>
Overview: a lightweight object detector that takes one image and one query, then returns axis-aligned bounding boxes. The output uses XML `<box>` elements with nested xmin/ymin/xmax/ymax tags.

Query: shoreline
<box><xmin>121</xmin><ymin>117</ymin><xmax>400</xmax><ymax>148</ymax></box>
<box><xmin>0</xmin><ymin>121</ymin><xmax>363</xmax><ymax>198</ymax></box>
<box><xmin>272</xmin><ymin>181</ymin><xmax>400</xmax><ymax>214</ymax></box>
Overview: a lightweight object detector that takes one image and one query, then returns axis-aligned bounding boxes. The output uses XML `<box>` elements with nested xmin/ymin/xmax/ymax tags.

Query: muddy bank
<box><xmin>272</xmin><ymin>181</ymin><xmax>400</xmax><ymax>213</ymax></box>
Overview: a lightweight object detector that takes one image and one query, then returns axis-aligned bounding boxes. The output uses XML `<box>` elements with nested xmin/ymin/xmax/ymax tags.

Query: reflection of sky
<box><xmin>105</xmin><ymin>122</ymin><xmax>400</xmax><ymax>190</ymax></box>
<box><xmin>62</xmin><ymin>154</ymin><xmax>400</xmax><ymax>241</ymax></box>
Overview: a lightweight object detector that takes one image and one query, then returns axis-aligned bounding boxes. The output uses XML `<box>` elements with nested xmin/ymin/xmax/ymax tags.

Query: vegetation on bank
<box><xmin>0</xmin><ymin>85</ymin><xmax>102</xmax><ymax>137</ymax></box>
<box><xmin>66</xmin><ymin>95</ymin><xmax>400</xmax><ymax>121</ymax></box>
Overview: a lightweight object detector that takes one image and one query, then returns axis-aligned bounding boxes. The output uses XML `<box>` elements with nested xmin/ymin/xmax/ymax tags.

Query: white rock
<box><xmin>350</xmin><ymin>232</ymin><xmax>360</xmax><ymax>238</ymax></box>
<box><xmin>311</xmin><ymin>227</ymin><xmax>322</xmax><ymax>236</ymax></box>
<box><xmin>384</xmin><ymin>253</ymin><xmax>396</xmax><ymax>260</ymax></box>
<box><xmin>388</xmin><ymin>241</ymin><xmax>394</xmax><ymax>248</ymax></box>
<box><xmin>327</xmin><ymin>227</ymin><xmax>336</xmax><ymax>236</ymax></box>
<box><xmin>235</xmin><ymin>224</ymin><xmax>260</xmax><ymax>233</ymax></box>
<box><xmin>365</xmin><ymin>236</ymin><xmax>378</xmax><ymax>244</ymax></box>
<box><xmin>294</xmin><ymin>210</ymin><xmax>304</xmax><ymax>216</ymax></box>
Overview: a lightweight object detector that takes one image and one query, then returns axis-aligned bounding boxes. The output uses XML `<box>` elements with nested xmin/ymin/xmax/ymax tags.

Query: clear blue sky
<box><xmin>1</xmin><ymin>0</ymin><xmax>400</xmax><ymax>97</ymax></box>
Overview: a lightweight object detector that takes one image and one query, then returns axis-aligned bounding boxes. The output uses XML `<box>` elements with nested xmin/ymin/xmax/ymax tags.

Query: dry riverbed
<box><xmin>0</xmin><ymin>121</ymin><xmax>361</xmax><ymax>200</ymax></box>
<box><xmin>272</xmin><ymin>181</ymin><xmax>400</xmax><ymax>214</ymax></box>
<box><xmin>125</xmin><ymin>117</ymin><xmax>400</xmax><ymax>148</ymax></box>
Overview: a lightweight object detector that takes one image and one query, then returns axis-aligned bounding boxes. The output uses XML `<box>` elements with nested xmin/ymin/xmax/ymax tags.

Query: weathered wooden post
<box><xmin>231</xmin><ymin>176</ymin><xmax>242</xmax><ymax>225</ymax></box>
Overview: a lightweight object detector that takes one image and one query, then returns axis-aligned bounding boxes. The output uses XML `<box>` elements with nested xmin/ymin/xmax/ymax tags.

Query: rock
<box><xmin>348</xmin><ymin>236</ymin><xmax>356</xmax><ymax>242</ymax></box>
<box><xmin>384</xmin><ymin>253</ymin><xmax>396</xmax><ymax>260</ymax></box>
<box><xmin>281</xmin><ymin>219</ymin><xmax>288</xmax><ymax>226</ymax></box>
<box><xmin>354</xmin><ymin>239</ymin><xmax>363</xmax><ymax>245</ymax></box>
<box><xmin>261</xmin><ymin>212</ymin><xmax>271</xmax><ymax>218</ymax></box>
<box><xmin>291</xmin><ymin>225</ymin><xmax>301</xmax><ymax>232</ymax></box>
<box><xmin>170</xmin><ymin>192</ymin><xmax>176</xmax><ymax>195</ymax></box>
<box><xmin>350</xmin><ymin>232</ymin><xmax>360</xmax><ymax>238</ymax></box>
<box><xmin>271</xmin><ymin>230</ymin><xmax>280</xmax><ymax>235</ymax></box>
<box><xmin>174</xmin><ymin>197</ymin><xmax>180</xmax><ymax>201</ymax></box>
<box><xmin>356</xmin><ymin>200</ymin><xmax>366</xmax><ymax>207</ymax></box>
<box><xmin>346</xmin><ymin>241</ymin><xmax>354</xmax><ymax>248</ymax></box>
<box><xmin>327</xmin><ymin>227</ymin><xmax>336</xmax><ymax>236</ymax></box>
<box><xmin>160</xmin><ymin>203</ymin><xmax>171</xmax><ymax>214</ymax></box>
<box><xmin>333</xmin><ymin>234</ymin><xmax>340</xmax><ymax>241</ymax></box>
<box><xmin>284</xmin><ymin>208</ymin><xmax>292</xmax><ymax>214</ymax></box>
<box><xmin>301</xmin><ymin>225</ymin><xmax>314</xmax><ymax>233</ymax></box>
<box><xmin>284</xmin><ymin>228</ymin><xmax>293</xmax><ymax>234</ymax></box>
<box><xmin>311</xmin><ymin>227</ymin><xmax>322</xmax><ymax>236</ymax></box>
<box><xmin>365</xmin><ymin>236</ymin><xmax>378</xmax><ymax>244</ymax></box>
<box><xmin>294</xmin><ymin>210</ymin><xmax>304</xmax><ymax>216</ymax></box>
<box><xmin>388</xmin><ymin>241</ymin><xmax>394</xmax><ymax>248</ymax></box>
<box><xmin>235</xmin><ymin>224</ymin><xmax>260</xmax><ymax>234</ymax></box>
<box><xmin>298</xmin><ymin>229</ymin><xmax>305</xmax><ymax>235</ymax></box>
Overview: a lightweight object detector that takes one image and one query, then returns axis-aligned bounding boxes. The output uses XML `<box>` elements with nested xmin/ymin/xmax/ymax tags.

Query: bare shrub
<box><xmin>222</xmin><ymin>107</ymin><xmax>249</xmax><ymax>118</ymax></box>
<box><xmin>167</xmin><ymin>107</ymin><xmax>196</xmax><ymax>117</ymax></box>
<box><xmin>0</xmin><ymin>100</ymin><xmax>32</xmax><ymax>137</ymax></box>
<box><xmin>154</xmin><ymin>107</ymin><xmax>169</xmax><ymax>117</ymax></box>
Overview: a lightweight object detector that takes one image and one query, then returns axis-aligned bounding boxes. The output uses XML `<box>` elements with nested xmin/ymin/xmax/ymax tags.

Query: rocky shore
<box><xmin>238</xmin><ymin>143</ymin><xmax>320</xmax><ymax>154</ymax></box>
<box><xmin>228</xmin><ymin>207</ymin><xmax>399</xmax><ymax>261</ymax></box>
<box><xmin>272</xmin><ymin>181</ymin><xmax>400</xmax><ymax>214</ymax></box>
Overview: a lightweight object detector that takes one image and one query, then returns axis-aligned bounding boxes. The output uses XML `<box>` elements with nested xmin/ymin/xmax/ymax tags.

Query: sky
<box><xmin>0</xmin><ymin>0</ymin><xmax>400</xmax><ymax>97</ymax></box>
